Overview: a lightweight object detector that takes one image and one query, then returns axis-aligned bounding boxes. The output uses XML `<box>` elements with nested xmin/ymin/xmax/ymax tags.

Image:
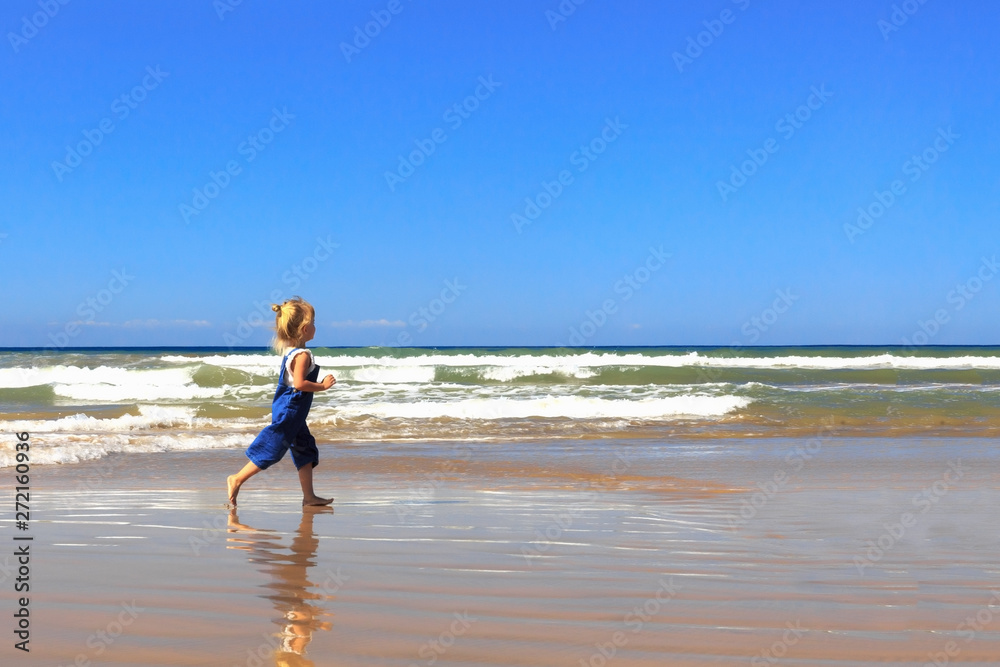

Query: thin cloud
<box><xmin>64</xmin><ymin>320</ymin><xmax>115</xmax><ymax>327</ymax></box>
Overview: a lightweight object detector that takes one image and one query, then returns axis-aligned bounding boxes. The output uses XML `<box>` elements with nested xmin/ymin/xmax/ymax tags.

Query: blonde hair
<box><xmin>270</xmin><ymin>296</ymin><xmax>316</xmax><ymax>354</ymax></box>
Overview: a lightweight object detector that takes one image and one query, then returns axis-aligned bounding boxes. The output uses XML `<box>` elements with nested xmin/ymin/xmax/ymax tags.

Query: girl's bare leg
<box><xmin>227</xmin><ymin>460</ymin><xmax>262</xmax><ymax>507</ymax></box>
<box><xmin>298</xmin><ymin>465</ymin><xmax>333</xmax><ymax>506</ymax></box>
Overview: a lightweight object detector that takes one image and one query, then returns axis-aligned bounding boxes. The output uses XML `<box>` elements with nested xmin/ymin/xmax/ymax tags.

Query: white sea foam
<box><xmin>159</xmin><ymin>351</ymin><xmax>1000</xmax><ymax>374</ymax></box>
<box><xmin>339</xmin><ymin>366</ymin><xmax>437</xmax><ymax>384</ymax></box>
<box><xmin>160</xmin><ymin>354</ymin><xmax>276</xmax><ymax>374</ymax></box>
<box><xmin>7</xmin><ymin>405</ymin><xmax>201</xmax><ymax>433</ymax></box>
<box><xmin>0</xmin><ymin>365</ymin><xmax>198</xmax><ymax>389</ymax></box>
<box><xmin>324</xmin><ymin>394</ymin><xmax>749</xmax><ymax>421</ymax></box>
<box><xmin>481</xmin><ymin>365</ymin><xmax>598</xmax><ymax>381</ymax></box>
<box><xmin>0</xmin><ymin>364</ymin><xmax>225</xmax><ymax>401</ymax></box>
<box><xmin>52</xmin><ymin>382</ymin><xmax>224</xmax><ymax>402</ymax></box>
<box><xmin>678</xmin><ymin>353</ymin><xmax>1000</xmax><ymax>370</ymax></box>
<box><xmin>0</xmin><ymin>432</ymin><xmax>249</xmax><ymax>468</ymax></box>
<box><xmin>6</xmin><ymin>347</ymin><xmax>999</xmax><ymax>469</ymax></box>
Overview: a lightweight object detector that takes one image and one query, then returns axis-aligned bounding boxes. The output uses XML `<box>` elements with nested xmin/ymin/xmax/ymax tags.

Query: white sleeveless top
<box><xmin>282</xmin><ymin>348</ymin><xmax>316</xmax><ymax>387</ymax></box>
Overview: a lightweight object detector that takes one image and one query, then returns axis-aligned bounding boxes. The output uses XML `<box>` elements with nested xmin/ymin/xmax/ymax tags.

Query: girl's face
<box><xmin>301</xmin><ymin>319</ymin><xmax>316</xmax><ymax>344</ymax></box>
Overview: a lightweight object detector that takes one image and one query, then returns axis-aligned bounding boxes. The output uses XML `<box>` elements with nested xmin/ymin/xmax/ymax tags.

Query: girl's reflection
<box><xmin>227</xmin><ymin>507</ymin><xmax>335</xmax><ymax>666</ymax></box>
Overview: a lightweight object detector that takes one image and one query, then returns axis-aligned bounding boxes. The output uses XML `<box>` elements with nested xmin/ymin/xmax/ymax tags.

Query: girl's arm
<box><xmin>290</xmin><ymin>351</ymin><xmax>335</xmax><ymax>392</ymax></box>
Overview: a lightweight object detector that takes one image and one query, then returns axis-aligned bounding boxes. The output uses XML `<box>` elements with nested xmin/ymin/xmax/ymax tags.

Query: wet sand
<box><xmin>9</xmin><ymin>437</ymin><xmax>1000</xmax><ymax>666</ymax></box>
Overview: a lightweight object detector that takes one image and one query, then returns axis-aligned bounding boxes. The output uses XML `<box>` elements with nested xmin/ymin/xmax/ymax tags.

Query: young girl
<box><xmin>227</xmin><ymin>297</ymin><xmax>336</xmax><ymax>507</ymax></box>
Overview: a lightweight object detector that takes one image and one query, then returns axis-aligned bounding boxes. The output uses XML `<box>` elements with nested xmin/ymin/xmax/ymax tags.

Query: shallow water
<box><xmin>15</xmin><ymin>437</ymin><xmax>1000</xmax><ymax>666</ymax></box>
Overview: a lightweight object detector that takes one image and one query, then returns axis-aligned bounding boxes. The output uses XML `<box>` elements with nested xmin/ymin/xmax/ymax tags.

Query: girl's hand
<box><xmin>321</xmin><ymin>375</ymin><xmax>336</xmax><ymax>389</ymax></box>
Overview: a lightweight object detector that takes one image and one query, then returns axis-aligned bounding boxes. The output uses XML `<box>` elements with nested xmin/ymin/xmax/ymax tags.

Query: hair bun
<box><xmin>271</xmin><ymin>304</ymin><xmax>282</xmax><ymax>313</ymax></box>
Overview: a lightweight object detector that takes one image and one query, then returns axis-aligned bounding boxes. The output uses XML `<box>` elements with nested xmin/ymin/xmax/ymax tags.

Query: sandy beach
<box><xmin>8</xmin><ymin>436</ymin><xmax>1000</xmax><ymax>666</ymax></box>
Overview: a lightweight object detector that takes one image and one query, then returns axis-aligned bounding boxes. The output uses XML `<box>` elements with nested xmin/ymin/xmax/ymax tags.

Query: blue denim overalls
<box><xmin>245</xmin><ymin>349</ymin><xmax>320</xmax><ymax>470</ymax></box>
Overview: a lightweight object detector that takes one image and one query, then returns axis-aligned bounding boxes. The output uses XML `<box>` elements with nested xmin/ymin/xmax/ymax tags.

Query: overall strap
<box><xmin>278</xmin><ymin>348</ymin><xmax>312</xmax><ymax>385</ymax></box>
<box><xmin>277</xmin><ymin>349</ymin><xmax>295</xmax><ymax>384</ymax></box>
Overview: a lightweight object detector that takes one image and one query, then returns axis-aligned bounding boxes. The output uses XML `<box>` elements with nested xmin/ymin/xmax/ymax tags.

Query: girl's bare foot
<box><xmin>227</xmin><ymin>474</ymin><xmax>241</xmax><ymax>507</ymax></box>
<box><xmin>302</xmin><ymin>495</ymin><xmax>333</xmax><ymax>506</ymax></box>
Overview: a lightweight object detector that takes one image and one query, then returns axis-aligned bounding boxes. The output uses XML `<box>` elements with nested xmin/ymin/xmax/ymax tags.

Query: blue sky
<box><xmin>2</xmin><ymin>0</ymin><xmax>997</xmax><ymax>347</ymax></box>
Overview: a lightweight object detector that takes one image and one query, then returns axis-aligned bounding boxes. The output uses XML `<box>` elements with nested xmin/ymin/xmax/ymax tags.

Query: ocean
<box><xmin>4</xmin><ymin>345</ymin><xmax>1000</xmax><ymax>468</ymax></box>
